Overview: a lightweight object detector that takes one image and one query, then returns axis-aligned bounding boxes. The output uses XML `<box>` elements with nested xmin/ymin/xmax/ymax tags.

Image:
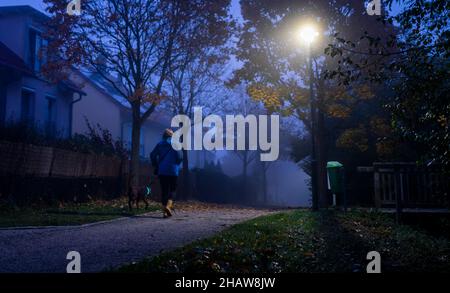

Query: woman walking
<box><xmin>150</xmin><ymin>129</ymin><xmax>183</xmax><ymax>218</ymax></box>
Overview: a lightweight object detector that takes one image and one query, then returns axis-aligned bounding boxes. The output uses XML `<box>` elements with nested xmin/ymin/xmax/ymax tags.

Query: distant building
<box><xmin>0</xmin><ymin>5</ymin><xmax>84</xmax><ymax>137</ymax></box>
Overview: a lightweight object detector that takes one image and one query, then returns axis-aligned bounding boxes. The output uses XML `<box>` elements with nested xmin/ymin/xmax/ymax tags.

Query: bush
<box><xmin>0</xmin><ymin>119</ymin><xmax>128</xmax><ymax>158</ymax></box>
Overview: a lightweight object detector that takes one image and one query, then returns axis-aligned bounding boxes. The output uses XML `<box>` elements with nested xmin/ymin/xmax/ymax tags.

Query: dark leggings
<box><xmin>159</xmin><ymin>175</ymin><xmax>178</xmax><ymax>206</ymax></box>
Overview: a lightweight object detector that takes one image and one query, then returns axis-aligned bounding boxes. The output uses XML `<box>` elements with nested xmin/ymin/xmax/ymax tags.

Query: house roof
<box><xmin>0</xmin><ymin>41</ymin><xmax>84</xmax><ymax>94</ymax></box>
<box><xmin>61</xmin><ymin>79</ymin><xmax>86</xmax><ymax>95</ymax></box>
<box><xmin>0</xmin><ymin>4</ymin><xmax>170</xmax><ymax>125</ymax></box>
<box><xmin>0</xmin><ymin>5</ymin><xmax>85</xmax><ymax>95</ymax></box>
<box><xmin>0</xmin><ymin>5</ymin><xmax>48</xmax><ymax>21</ymax></box>
<box><xmin>0</xmin><ymin>41</ymin><xmax>32</xmax><ymax>74</ymax></box>
<box><xmin>84</xmin><ymin>70</ymin><xmax>131</xmax><ymax>108</ymax></box>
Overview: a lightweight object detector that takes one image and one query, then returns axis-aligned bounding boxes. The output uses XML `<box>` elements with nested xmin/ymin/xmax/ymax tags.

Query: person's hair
<box><xmin>163</xmin><ymin>128</ymin><xmax>173</xmax><ymax>139</ymax></box>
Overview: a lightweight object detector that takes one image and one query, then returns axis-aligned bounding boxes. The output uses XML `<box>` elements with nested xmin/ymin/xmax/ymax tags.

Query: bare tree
<box><xmin>163</xmin><ymin>43</ymin><xmax>232</xmax><ymax>198</ymax></box>
<box><xmin>224</xmin><ymin>84</ymin><xmax>264</xmax><ymax>202</ymax></box>
<box><xmin>44</xmin><ymin>0</ymin><xmax>232</xmax><ymax>187</ymax></box>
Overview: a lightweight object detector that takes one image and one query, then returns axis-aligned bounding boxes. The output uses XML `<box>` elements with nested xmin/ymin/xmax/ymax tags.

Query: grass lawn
<box><xmin>0</xmin><ymin>197</ymin><xmax>159</xmax><ymax>228</ymax></box>
<box><xmin>118</xmin><ymin>209</ymin><xmax>450</xmax><ymax>273</ymax></box>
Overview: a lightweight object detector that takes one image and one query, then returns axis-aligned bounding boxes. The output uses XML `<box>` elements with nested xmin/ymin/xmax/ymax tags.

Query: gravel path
<box><xmin>0</xmin><ymin>208</ymin><xmax>273</xmax><ymax>272</ymax></box>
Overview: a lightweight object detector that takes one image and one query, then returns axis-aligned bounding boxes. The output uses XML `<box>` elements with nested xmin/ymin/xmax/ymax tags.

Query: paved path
<box><xmin>0</xmin><ymin>208</ymin><xmax>273</xmax><ymax>272</ymax></box>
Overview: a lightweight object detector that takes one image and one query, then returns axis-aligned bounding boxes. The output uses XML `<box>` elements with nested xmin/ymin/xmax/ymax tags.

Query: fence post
<box><xmin>341</xmin><ymin>168</ymin><xmax>347</xmax><ymax>212</ymax></box>
<box><xmin>373</xmin><ymin>164</ymin><xmax>382</xmax><ymax>209</ymax></box>
<box><xmin>394</xmin><ymin>164</ymin><xmax>403</xmax><ymax>223</ymax></box>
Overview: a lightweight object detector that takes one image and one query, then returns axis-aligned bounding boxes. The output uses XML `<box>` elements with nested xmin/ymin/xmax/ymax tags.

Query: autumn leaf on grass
<box><xmin>269</xmin><ymin>261</ymin><xmax>282</xmax><ymax>273</ymax></box>
<box><xmin>262</xmin><ymin>248</ymin><xmax>275</xmax><ymax>256</ymax></box>
<box><xmin>211</xmin><ymin>262</ymin><xmax>222</xmax><ymax>273</ymax></box>
<box><xmin>232</xmin><ymin>247</ymin><xmax>242</xmax><ymax>254</ymax></box>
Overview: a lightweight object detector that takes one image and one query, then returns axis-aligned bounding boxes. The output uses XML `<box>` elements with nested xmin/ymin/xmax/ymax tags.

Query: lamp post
<box><xmin>300</xmin><ymin>25</ymin><xmax>319</xmax><ymax>211</ymax></box>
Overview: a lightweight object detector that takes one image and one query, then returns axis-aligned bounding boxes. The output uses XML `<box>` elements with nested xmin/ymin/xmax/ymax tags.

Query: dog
<box><xmin>127</xmin><ymin>181</ymin><xmax>154</xmax><ymax>211</ymax></box>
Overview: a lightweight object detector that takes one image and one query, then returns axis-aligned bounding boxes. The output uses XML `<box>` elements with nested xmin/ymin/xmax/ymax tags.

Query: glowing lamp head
<box><xmin>299</xmin><ymin>25</ymin><xmax>319</xmax><ymax>45</ymax></box>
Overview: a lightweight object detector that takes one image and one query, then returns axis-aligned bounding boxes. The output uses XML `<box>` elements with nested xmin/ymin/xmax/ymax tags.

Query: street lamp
<box><xmin>299</xmin><ymin>25</ymin><xmax>319</xmax><ymax>44</ymax></box>
<box><xmin>299</xmin><ymin>24</ymin><xmax>319</xmax><ymax>211</ymax></box>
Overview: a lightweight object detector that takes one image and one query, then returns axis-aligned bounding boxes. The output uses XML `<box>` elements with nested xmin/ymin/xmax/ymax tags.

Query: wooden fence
<box><xmin>0</xmin><ymin>140</ymin><xmax>155</xmax><ymax>203</ymax></box>
<box><xmin>373</xmin><ymin>162</ymin><xmax>449</xmax><ymax>209</ymax></box>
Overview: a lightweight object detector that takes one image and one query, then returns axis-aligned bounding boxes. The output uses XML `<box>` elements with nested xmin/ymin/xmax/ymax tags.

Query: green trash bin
<box><xmin>327</xmin><ymin>161</ymin><xmax>344</xmax><ymax>194</ymax></box>
<box><xmin>326</xmin><ymin>161</ymin><xmax>346</xmax><ymax>210</ymax></box>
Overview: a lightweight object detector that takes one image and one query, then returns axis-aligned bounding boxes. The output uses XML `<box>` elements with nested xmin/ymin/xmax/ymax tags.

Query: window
<box><xmin>45</xmin><ymin>96</ymin><xmax>57</xmax><ymax>137</ymax></box>
<box><xmin>29</xmin><ymin>29</ymin><xmax>47</xmax><ymax>73</ymax></box>
<box><xmin>21</xmin><ymin>89</ymin><xmax>35</xmax><ymax>124</ymax></box>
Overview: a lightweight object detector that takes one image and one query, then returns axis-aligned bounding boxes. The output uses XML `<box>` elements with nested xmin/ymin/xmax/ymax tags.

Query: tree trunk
<box><xmin>316</xmin><ymin>108</ymin><xmax>329</xmax><ymax>208</ymax></box>
<box><xmin>309</xmin><ymin>46</ymin><xmax>319</xmax><ymax>211</ymax></box>
<box><xmin>316</xmin><ymin>77</ymin><xmax>329</xmax><ymax>209</ymax></box>
<box><xmin>182</xmin><ymin>149</ymin><xmax>190</xmax><ymax>200</ymax></box>
<box><xmin>242</xmin><ymin>151</ymin><xmax>248</xmax><ymax>203</ymax></box>
<box><xmin>262</xmin><ymin>161</ymin><xmax>268</xmax><ymax>204</ymax></box>
<box><xmin>130</xmin><ymin>105</ymin><xmax>142</xmax><ymax>188</ymax></box>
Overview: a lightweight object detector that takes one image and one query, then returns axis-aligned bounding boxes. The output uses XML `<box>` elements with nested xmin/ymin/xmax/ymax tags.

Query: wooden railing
<box><xmin>373</xmin><ymin>163</ymin><xmax>449</xmax><ymax>209</ymax></box>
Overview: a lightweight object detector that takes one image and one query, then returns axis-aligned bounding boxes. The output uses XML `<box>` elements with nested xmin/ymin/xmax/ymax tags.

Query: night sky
<box><xmin>0</xmin><ymin>0</ymin><xmax>243</xmax><ymax>18</ymax></box>
<box><xmin>0</xmin><ymin>0</ymin><xmax>402</xmax><ymax>17</ymax></box>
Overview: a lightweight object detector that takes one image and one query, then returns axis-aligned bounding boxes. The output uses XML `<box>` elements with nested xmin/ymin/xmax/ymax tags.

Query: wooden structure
<box><xmin>373</xmin><ymin>163</ymin><xmax>449</xmax><ymax>208</ymax></box>
<box><xmin>355</xmin><ymin>162</ymin><xmax>450</xmax><ymax>222</ymax></box>
<box><xmin>0</xmin><ymin>140</ymin><xmax>157</xmax><ymax>203</ymax></box>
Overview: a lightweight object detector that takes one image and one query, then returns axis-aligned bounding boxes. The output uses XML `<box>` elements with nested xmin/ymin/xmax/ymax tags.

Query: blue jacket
<box><xmin>150</xmin><ymin>139</ymin><xmax>183</xmax><ymax>176</ymax></box>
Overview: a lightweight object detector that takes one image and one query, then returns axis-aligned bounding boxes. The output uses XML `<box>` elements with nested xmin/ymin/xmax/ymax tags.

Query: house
<box><xmin>0</xmin><ymin>5</ymin><xmax>84</xmax><ymax>137</ymax></box>
<box><xmin>0</xmin><ymin>5</ymin><xmax>213</xmax><ymax>165</ymax></box>
<box><xmin>69</xmin><ymin>69</ymin><xmax>172</xmax><ymax>159</ymax></box>
<box><xmin>70</xmin><ymin>69</ymin><xmax>219</xmax><ymax>164</ymax></box>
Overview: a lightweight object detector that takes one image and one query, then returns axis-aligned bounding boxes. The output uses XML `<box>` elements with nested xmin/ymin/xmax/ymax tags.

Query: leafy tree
<box><xmin>232</xmin><ymin>0</ymin><xmax>395</xmax><ymax>207</ymax></box>
<box><xmin>324</xmin><ymin>0</ymin><xmax>450</xmax><ymax>168</ymax></box>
